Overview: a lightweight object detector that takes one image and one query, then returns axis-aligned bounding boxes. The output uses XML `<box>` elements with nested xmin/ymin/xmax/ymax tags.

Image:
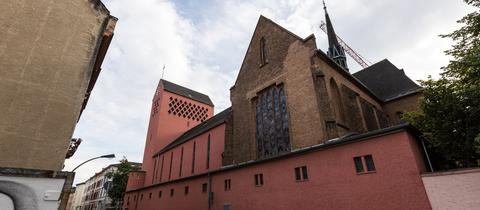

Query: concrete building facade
<box><xmin>0</xmin><ymin>0</ymin><xmax>117</xmax><ymax>171</ymax></box>
<box><xmin>71</xmin><ymin>182</ymin><xmax>87</xmax><ymax>210</ymax></box>
<box><xmin>0</xmin><ymin>0</ymin><xmax>116</xmax><ymax>209</ymax></box>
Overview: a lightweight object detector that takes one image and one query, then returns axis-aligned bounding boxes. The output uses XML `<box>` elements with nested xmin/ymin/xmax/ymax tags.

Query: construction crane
<box><xmin>319</xmin><ymin>21</ymin><xmax>372</xmax><ymax>68</ymax></box>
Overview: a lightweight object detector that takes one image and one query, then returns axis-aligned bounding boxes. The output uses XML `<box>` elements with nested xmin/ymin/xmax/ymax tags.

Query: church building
<box><xmin>123</xmin><ymin>5</ymin><xmax>433</xmax><ymax>210</ymax></box>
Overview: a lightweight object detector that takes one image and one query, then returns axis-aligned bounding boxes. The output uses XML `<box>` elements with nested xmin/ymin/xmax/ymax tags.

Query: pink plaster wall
<box><xmin>124</xmin><ymin>130</ymin><xmax>432</xmax><ymax>210</ymax></box>
<box><xmin>153</xmin><ymin>124</ymin><xmax>225</xmax><ymax>184</ymax></box>
<box><xmin>140</xmin><ymin>86</ymin><xmax>214</xmax><ymax>187</ymax></box>
<box><xmin>422</xmin><ymin>168</ymin><xmax>480</xmax><ymax>210</ymax></box>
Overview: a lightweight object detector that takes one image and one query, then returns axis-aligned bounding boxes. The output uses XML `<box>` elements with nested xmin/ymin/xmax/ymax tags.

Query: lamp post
<box><xmin>72</xmin><ymin>154</ymin><xmax>115</xmax><ymax>172</ymax></box>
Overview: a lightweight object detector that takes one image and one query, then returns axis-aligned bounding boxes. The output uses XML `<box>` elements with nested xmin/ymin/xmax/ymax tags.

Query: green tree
<box><xmin>403</xmin><ymin>0</ymin><xmax>480</xmax><ymax>169</ymax></box>
<box><xmin>106</xmin><ymin>158</ymin><xmax>141</xmax><ymax>208</ymax></box>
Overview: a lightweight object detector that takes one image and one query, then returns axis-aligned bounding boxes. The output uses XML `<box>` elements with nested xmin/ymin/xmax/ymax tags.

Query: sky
<box><xmin>63</xmin><ymin>0</ymin><xmax>475</xmax><ymax>184</ymax></box>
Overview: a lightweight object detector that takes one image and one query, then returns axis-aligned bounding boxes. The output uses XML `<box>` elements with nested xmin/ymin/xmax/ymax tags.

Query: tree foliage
<box><xmin>106</xmin><ymin>157</ymin><xmax>141</xmax><ymax>207</ymax></box>
<box><xmin>403</xmin><ymin>0</ymin><xmax>480</xmax><ymax>169</ymax></box>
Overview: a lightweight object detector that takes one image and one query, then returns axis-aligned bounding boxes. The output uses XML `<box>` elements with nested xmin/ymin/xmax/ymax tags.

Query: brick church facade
<box><xmin>123</xmin><ymin>7</ymin><xmax>432</xmax><ymax>210</ymax></box>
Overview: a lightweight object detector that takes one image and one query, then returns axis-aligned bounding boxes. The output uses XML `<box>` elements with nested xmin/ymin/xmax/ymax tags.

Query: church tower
<box><xmin>324</xmin><ymin>1</ymin><xmax>348</xmax><ymax>71</ymax></box>
<box><xmin>141</xmin><ymin>79</ymin><xmax>214</xmax><ymax>185</ymax></box>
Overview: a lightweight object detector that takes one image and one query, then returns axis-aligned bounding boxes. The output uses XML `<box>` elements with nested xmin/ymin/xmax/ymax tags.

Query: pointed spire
<box><xmin>323</xmin><ymin>1</ymin><xmax>348</xmax><ymax>71</ymax></box>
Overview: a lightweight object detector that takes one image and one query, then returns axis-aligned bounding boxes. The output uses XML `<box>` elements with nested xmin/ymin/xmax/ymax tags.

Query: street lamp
<box><xmin>72</xmin><ymin>154</ymin><xmax>116</xmax><ymax>172</ymax></box>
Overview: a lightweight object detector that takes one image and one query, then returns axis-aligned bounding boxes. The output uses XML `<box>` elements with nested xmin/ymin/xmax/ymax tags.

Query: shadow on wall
<box><xmin>0</xmin><ymin>180</ymin><xmax>38</xmax><ymax>210</ymax></box>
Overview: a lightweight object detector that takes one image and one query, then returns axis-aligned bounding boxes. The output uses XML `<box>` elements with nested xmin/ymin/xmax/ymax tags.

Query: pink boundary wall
<box><xmin>124</xmin><ymin>128</ymin><xmax>432</xmax><ymax>210</ymax></box>
<box><xmin>422</xmin><ymin>168</ymin><xmax>480</xmax><ymax>210</ymax></box>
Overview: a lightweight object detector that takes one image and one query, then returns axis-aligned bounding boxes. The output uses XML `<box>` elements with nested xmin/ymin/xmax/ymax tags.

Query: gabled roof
<box><xmin>154</xmin><ymin>107</ymin><xmax>232</xmax><ymax>157</ymax></box>
<box><xmin>352</xmin><ymin>59</ymin><xmax>422</xmax><ymax>102</ymax></box>
<box><xmin>231</xmin><ymin>15</ymin><xmax>315</xmax><ymax>89</ymax></box>
<box><xmin>159</xmin><ymin>79</ymin><xmax>214</xmax><ymax>106</ymax></box>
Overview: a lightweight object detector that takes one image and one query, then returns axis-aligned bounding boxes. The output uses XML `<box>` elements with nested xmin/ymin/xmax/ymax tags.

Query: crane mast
<box><xmin>319</xmin><ymin>21</ymin><xmax>372</xmax><ymax>68</ymax></box>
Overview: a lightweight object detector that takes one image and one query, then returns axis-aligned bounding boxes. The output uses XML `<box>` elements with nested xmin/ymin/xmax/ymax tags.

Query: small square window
<box><xmin>170</xmin><ymin>189</ymin><xmax>174</xmax><ymax>197</ymax></box>
<box><xmin>202</xmin><ymin>183</ymin><xmax>208</xmax><ymax>193</ymax></box>
<box><xmin>354</xmin><ymin>155</ymin><xmax>376</xmax><ymax>174</ymax></box>
<box><xmin>224</xmin><ymin>179</ymin><xmax>231</xmax><ymax>191</ymax></box>
<box><xmin>295</xmin><ymin>166</ymin><xmax>309</xmax><ymax>181</ymax></box>
<box><xmin>254</xmin><ymin>174</ymin><xmax>263</xmax><ymax>186</ymax></box>
<box><xmin>184</xmin><ymin>186</ymin><xmax>189</xmax><ymax>195</ymax></box>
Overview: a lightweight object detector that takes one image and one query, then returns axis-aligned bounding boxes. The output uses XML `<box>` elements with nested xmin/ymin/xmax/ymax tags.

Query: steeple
<box><xmin>323</xmin><ymin>1</ymin><xmax>348</xmax><ymax>71</ymax></box>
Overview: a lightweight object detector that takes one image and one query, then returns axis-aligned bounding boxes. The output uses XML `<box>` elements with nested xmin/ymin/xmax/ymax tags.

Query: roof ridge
<box><xmin>159</xmin><ymin>79</ymin><xmax>214</xmax><ymax>106</ymax></box>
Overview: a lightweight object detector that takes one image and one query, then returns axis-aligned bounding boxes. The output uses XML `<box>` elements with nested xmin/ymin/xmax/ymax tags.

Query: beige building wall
<box><xmin>0</xmin><ymin>0</ymin><xmax>116</xmax><ymax>171</ymax></box>
<box><xmin>422</xmin><ymin>168</ymin><xmax>480</xmax><ymax>210</ymax></box>
<box><xmin>72</xmin><ymin>182</ymin><xmax>86</xmax><ymax>210</ymax></box>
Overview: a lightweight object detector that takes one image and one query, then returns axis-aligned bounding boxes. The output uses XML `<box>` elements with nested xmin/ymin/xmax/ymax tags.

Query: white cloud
<box><xmin>64</xmin><ymin>0</ymin><xmax>474</xmax><ymax>184</ymax></box>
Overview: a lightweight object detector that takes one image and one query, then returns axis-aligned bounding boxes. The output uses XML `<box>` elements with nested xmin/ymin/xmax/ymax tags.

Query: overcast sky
<box><xmin>64</xmin><ymin>0</ymin><xmax>474</xmax><ymax>184</ymax></box>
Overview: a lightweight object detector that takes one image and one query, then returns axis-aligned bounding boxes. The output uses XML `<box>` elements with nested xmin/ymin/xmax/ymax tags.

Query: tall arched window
<box><xmin>260</xmin><ymin>37</ymin><xmax>267</xmax><ymax>65</ymax></box>
<box><xmin>330</xmin><ymin>78</ymin><xmax>345</xmax><ymax>123</ymax></box>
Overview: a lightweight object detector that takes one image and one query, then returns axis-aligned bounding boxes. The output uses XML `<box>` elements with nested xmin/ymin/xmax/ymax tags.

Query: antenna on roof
<box><xmin>161</xmin><ymin>65</ymin><xmax>166</xmax><ymax>79</ymax></box>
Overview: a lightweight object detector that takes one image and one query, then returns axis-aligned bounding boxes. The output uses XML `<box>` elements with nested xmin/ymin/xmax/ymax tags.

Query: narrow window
<box><xmin>330</xmin><ymin>78</ymin><xmax>346</xmax><ymax>123</ymax></box>
<box><xmin>294</xmin><ymin>167</ymin><xmax>301</xmax><ymax>181</ymax></box>
<box><xmin>353</xmin><ymin>156</ymin><xmax>364</xmax><ymax>173</ymax></box>
<box><xmin>254</xmin><ymin>174</ymin><xmax>263</xmax><ymax>186</ymax></box>
<box><xmin>159</xmin><ymin>155</ymin><xmax>164</xmax><ymax>182</ymax></box>
<box><xmin>168</xmin><ymin>152</ymin><xmax>173</xmax><ymax>180</ymax></box>
<box><xmin>152</xmin><ymin>157</ymin><xmax>157</xmax><ymax>184</ymax></box>
<box><xmin>158</xmin><ymin>191</ymin><xmax>162</xmax><ymax>198</ymax></box>
<box><xmin>301</xmin><ymin>166</ymin><xmax>308</xmax><ymax>180</ymax></box>
<box><xmin>170</xmin><ymin>189</ymin><xmax>174</xmax><ymax>197</ymax></box>
<box><xmin>207</xmin><ymin>134</ymin><xmax>211</xmax><ymax>169</ymax></box>
<box><xmin>149</xmin><ymin>192</ymin><xmax>152</xmax><ymax>199</ymax></box>
<box><xmin>202</xmin><ymin>183</ymin><xmax>208</xmax><ymax>193</ymax></box>
<box><xmin>224</xmin><ymin>179</ymin><xmax>231</xmax><ymax>191</ymax></box>
<box><xmin>184</xmin><ymin>186</ymin><xmax>189</xmax><ymax>195</ymax></box>
<box><xmin>364</xmin><ymin>155</ymin><xmax>376</xmax><ymax>171</ymax></box>
<box><xmin>260</xmin><ymin>37</ymin><xmax>267</xmax><ymax>65</ymax></box>
<box><xmin>140</xmin><ymin>194</ymin><xmax>143</xmax><ymax>200</ymax></box>
<box><xmin>179</xmin><ymin>147</ymin><xmax>184</xmax><ymax>177</ymax></box>
<box><xmin>192</xmin><ymin>141</ymin><xmax>196</xmax><ymax>174</ymax></box>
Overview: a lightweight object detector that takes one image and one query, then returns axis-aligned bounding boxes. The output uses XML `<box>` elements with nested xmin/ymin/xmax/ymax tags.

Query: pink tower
<box><xmin>137</xmin><ymin>79</ymin><xmax>214</xmax><ymax>187</ymax></box>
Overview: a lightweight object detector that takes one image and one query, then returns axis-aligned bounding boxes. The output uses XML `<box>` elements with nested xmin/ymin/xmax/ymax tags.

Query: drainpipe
<box><xmin>208</xmin><ymin>172</ymin><xmax>213</xmax><ymax>210</ymax></box>
<box><xmin>420</xmin><ymin>137</ymin><xmax>434</xmax><ymax>172</ymax></box>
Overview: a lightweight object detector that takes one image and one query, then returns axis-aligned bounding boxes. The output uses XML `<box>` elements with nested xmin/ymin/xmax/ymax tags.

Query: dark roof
<box><xmin>315</xmin><ymin>50</ymin><xmax>383</xmax><ymax>102</ymax></box>
<box><xmin>154</xmin><ymin>107</ymin><xmax>232</xmax><ymax>156</ymax></box>
<box><xmin>353</xmin><ymin>59</ymin><xmax>422</xmax><ymax>101</ymax></box>
<box><xmin>160</xmin><ymin>79</ymin><xmax>214</xmax><ymax>106</ymax></box>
